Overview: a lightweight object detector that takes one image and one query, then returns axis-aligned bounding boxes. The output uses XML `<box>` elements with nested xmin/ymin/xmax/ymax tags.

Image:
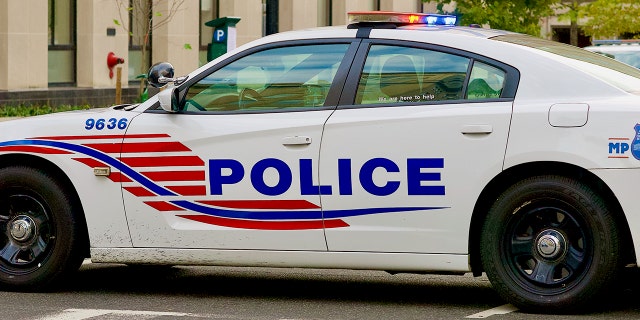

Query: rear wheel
<box><xmin>0</xmin><ymin>166</ymin><xmax>86</xmax><ymax>290</ymax></box>
<box><xmin>480</xmin><ymin>176</ymin><xmax>622</xmax><ymax>313</ymax></box>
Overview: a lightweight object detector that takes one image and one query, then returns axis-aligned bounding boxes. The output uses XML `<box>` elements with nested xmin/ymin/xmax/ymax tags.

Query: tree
<box><xmin>555</xmin><ymin>1</ymin><xmax>592</xmax><ymax>46</ymax></box>
<box><xmin>432</xmin><ymin>0</ymin><xmax>559</xmax><ymax>36</ymax></box>
<box><xmin>578</xmin><ymin>0</ymin><xmax>640</xmax><ymax>39</ymax></box>
<box><xmin>113</xmin><ymin>0</ymin><xmax>187</xmax><ymax>96</ymax></box>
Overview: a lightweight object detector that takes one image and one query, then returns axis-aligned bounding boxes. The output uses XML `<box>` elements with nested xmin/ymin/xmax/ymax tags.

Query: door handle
<box><xmin>461</xmin><ymin>124</ymin><xmax>493</xmax><ymax>134</ymax></box>
<box><xmin>282</xmin><ymin>136</ymin><xmax>312</xmax><ymax>146</ymax></box>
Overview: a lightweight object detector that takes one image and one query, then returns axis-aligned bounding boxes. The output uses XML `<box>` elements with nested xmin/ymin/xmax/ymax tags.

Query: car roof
<box><xmin>263</xmin><ymin>24</ymin><xmax>513</xmax><ymax>42</ymax></box>
<box><xmin>394</xmin><ymin>24</ymin><xmax>514</xmax><ymax>38</ymax></box>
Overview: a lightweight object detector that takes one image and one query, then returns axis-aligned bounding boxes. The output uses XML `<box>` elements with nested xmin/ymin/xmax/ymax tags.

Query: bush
<box><xmin>0</xmin><ymin>105</ymin><xmax>92</xmax><ymax>117</ymax></box>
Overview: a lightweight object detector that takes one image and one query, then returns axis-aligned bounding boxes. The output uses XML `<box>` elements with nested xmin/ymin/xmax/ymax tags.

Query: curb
<box><xmin>0</xmin><ymin>117</ymin><xmax>23</xmax><ymax>122</ymax></box>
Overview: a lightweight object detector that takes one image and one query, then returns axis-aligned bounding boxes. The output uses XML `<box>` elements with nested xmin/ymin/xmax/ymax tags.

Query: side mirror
<box><xmin>148</xmin><ymin>62</ymin><xmax>175</xmax><ymax>88</ymax></box>
<box><xmin>148</xmin><ymin>62</ymin><xmax>188</xmax><ymax>112</ymax></box>
<box><xmin>158</xmin><ymin>86</ymin><xmax>181</xmax><ymax>112</ymax></box>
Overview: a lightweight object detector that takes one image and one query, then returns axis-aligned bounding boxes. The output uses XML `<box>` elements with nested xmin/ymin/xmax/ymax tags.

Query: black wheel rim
<box><xmin>504</xmin><ymin>198</ymin><xmax>592</xmax><ymax>294</ymax></box>
<box><xmin>0</xmin><ymin>194</ymin><xmax>54</xmax><ymax>275</ymax></box>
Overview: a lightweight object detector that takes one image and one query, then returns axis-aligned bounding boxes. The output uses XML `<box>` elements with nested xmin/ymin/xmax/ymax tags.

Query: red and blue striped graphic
<box><xmin>0</xmin><ymin>134</ymin><xmax>446</xmax><ymax>230</ymax></box>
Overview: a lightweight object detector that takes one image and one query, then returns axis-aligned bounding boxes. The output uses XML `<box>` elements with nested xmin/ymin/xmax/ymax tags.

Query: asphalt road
<box><xmin>1</xmin><ymin>261</ymin><xmax>640</xmax><ymax>320</ymax></box>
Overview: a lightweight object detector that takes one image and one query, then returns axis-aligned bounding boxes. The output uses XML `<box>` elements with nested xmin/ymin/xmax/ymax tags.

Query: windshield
<box><xmin>493</xmin><ymin>34</ymin><xmax>640</xmax><ymax>94</ymax></box>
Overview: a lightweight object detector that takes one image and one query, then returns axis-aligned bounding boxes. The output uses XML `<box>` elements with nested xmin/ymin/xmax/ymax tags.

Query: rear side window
<box><xmin>356</xmin><ymin>45</ymin><xmax>470</xmax><ymax>105</ymax></box>
<box><xmin>467</xmin><ymin>62</ymin><xmax>506</xmax><ymax>99</ymax></box>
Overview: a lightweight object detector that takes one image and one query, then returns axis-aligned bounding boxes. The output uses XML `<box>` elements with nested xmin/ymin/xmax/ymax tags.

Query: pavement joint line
<box><xmin>465</xmin><ymin>304</ymin><xmax>518</xmax><ymax>318</ymax></box>
<box><xmin>34</xmin><ymin>308</ymin><xmax>303</xmax><ymax>320</ymax></box>
<box><xmin>35</xmin><ymin>308</ymin><xmax>201</xmax><ymax>320</ymax></box>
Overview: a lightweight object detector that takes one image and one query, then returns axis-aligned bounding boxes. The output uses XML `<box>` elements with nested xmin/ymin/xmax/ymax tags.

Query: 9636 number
<box><xmin>85</xmin><ymin>118</ymin><xmax>128</xmax><ymax>130</ymax></box>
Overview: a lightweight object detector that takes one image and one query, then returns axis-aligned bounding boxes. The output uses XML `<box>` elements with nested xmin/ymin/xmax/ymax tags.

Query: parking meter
<box><xmin>205</xmin><ymin>16</ymin><xmax>241</xmax><ymax>61</ymax></box>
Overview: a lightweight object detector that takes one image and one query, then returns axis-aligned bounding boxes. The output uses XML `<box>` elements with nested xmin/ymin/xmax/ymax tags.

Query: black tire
<box><xmin>0</xmin><ymin>166</ymin><xmax>86</xmax><ymax>290</ymax></box>
<box><xmin>480</xmin><ymin>175</ymin><xmax>622</xmax><ymax>313</ymax></box>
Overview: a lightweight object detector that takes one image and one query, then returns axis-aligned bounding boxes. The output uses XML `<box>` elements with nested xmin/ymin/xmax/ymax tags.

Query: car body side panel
<box><xmin>121</xmin><ymin>111</ymin><xmax>333</xmax><ymax>250</ymax></box>
<box><xmin>0</xmin><ymin>109</ymin><xmax>136</xmax><ymax>248</ymax></box>
<box><xmin>504</xmin><ymin>97</ymin><xmax>640</xmax><ymax>170</ymax></box>
<box><xmin>591</xmin><ymin>168</ymin><xmax>640</xmax><ymax>265</ymax></box>
<box><xmin>505</xmin><ymin>96</ymin><xmax>640</xmax><ymax>265</ymax></box>
<box><xmin>321</xmin><ymin>101</ymin><xmax>512</xmax><ymax>254</ymax></box>
<box><xmin>90</xmin><ymin>247</ymin><xmax>470</xmax><ymax>273</ymax></box>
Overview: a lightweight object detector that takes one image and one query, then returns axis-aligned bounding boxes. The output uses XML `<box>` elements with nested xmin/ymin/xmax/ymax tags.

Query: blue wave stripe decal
<box><xmin>170</xmin><ymin>200</ymin><xmax>446</xmax><ymax>220</ymax></box>
<box><xmin>322</xmin><ymin>206</ymin><xmax>448</xmax><ymax>219</ymax></box>
<box><xmin>0</xmin><ymin>139</ymin><xmax>177</xmax><ymax>196</ymax></box>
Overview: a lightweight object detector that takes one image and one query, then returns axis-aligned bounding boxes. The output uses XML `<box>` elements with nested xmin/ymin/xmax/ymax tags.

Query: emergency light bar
<box><xmin>348</xmin><ymin>11</ymin><xmax>457</xmax><ymax>26</ymax></box>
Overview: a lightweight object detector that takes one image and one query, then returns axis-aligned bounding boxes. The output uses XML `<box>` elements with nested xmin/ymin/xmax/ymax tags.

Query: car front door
<box><xmin>320</xmin><ymin>42</ymin><xmax>518</xmax><ymax>254</ymax></box>
<box><xmin>121</xmin><ymin>41</ymin><xmax>356</xmax><ymax>250</ymax></box>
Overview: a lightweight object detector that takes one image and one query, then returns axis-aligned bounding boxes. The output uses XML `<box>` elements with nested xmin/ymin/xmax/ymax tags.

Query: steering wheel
<box><xmin>239</xmin><ymin>88</ymin><xmax>262</xmax><ymax>109</ymax></box>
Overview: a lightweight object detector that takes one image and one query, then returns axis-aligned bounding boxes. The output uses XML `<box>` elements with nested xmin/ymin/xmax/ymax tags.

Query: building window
<box><xmin>128</xmin><ymin>0</ymin><xmax>153</xmax><ymax>82</ymax></box>
<box><xmin>264</xmin><ymin>0</ymin><xmax>278</xmax><ymax>36</ymax></box>
<box><xmin>318</xmin><ymin>0</ymin><xmax>331</xmax><ymax>26</ymax></box>
<box><xmin>200</xmin><ymin>0</ymin><xmax>219</xmax><ymax>66</ymax></box>
<box><xmin>48</xmin><ymin>0</ymin><xmax>76</xmax><ymax>86</ymax></box>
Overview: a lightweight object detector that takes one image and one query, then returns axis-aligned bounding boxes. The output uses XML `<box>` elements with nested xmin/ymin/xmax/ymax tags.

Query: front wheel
<box><xmin>0</xmin><ymin>166</ymin><xmax>86</xmax><ymax>290</ymax></box>
<box><xmin>480</xmin><ymin>176</ymin><xmax>622</xmax><ymax>313</ymax></box>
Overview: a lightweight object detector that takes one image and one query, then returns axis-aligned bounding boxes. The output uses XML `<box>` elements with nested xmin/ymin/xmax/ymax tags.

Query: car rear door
<box><xmin>319</xmin><ymin>40</ymin><xmax>519</xmax><ymax>254</ymax></box>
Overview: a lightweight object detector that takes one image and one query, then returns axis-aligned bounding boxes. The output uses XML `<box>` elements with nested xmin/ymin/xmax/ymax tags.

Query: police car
<box><xmin>2</xmin><ymin>11</ymin><xmax>640</xmax><ymax>313</ymax></box>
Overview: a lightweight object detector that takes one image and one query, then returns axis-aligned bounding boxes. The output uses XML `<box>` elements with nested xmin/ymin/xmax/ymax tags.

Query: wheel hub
<box><xmin>9</xmin><ymin>215</ymin><xmax>36</xmax><ymax>242</ymax></box>
<box><xmin>535</xmin><ymin>229</ymin><xmax>567</xmax><ymax>260</ymax></box>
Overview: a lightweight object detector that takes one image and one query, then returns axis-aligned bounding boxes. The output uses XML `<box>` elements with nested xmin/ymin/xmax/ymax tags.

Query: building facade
<box><xmin>0</xmin><ymin>0</ymin><xmax>579</xmax><ymax>106</ymax></box>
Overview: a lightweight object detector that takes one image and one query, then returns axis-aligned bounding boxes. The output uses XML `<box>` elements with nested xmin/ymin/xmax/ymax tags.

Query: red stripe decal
<box><xmin>82</xmin><ymin>143</ymin><xmax>121</xmax><ymax>153</ymax></box>
<box><xmin>32</xmin><ymin>133</ymin><xmax>170</xmax><ymax>140</ymax></box>
<box><xmin>119</xmin><ymin>155</ymin><xmax>205</xmax><ymax>167</ymax></box>
<box><xmin>124</xmin><ymin>186</ymin><xmax>155</xmax><ymax>197</ymax></box>
<box><xmin>73</xmin><ymin>158</ymin><xmax>106</xmax><ymax>168</ymax></box>
<box><xmin>84</xmin><ymin>142</ymin><xmax>191</xmax><ymax>153</ymax></box>
<box><xmin>177</xmin><ymin>215</ymin><xmax>349</xmax><ymax>230</ymax></box>
<box><xmin>108</xmin><ymin>172</ymin><xmax>132</xmax><ymax>182</ymax></box>
<box><xmin>0</xmin><ymin>146</ymin><xmax>72</xmax><ymax>154</ymax></box>
<box><xmin>145</xmin><ymin>201</ymin><xmax>185</xmax><ymax>211</ymax></box>
<box><xmin>197</xmin><ymin>200</ymin><xmax>320</xmax><ymax>210</ymax></box>
<box><xmin>166</xmin><ymin>185</ymin><xmax>207</xmax><ymax>196</ymax></box>
<box><xmin>32</xmin><ymin>135</ymin><xmax>125</xmax><ymax>140</ymax></box>
<box><xmin>141</xmin><ymin>171</ymin><xmax>205</xmax><ymax>181</ymax></box>
<box><xmin>324</xmin><ymin>219</ymin><xmax>351</xmax><ymax>228</ymax></box>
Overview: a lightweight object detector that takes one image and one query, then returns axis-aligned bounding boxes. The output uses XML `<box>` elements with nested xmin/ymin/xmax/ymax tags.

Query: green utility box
<box><xmin>205</xmin><ymin>16</ymin><xmax>241</xmax><ymax>62</ymax></box>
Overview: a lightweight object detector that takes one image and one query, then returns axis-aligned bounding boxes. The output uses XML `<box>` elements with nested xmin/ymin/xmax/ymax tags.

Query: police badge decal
<box><xmin>632</xmin><ymin>123</ymin><xmax>640</xmax><ymax>160</ymax></box>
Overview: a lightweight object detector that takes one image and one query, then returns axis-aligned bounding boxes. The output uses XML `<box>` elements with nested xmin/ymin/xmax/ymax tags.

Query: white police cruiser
<box><xmin>1</xmin><ymin>11</ymin><xmax>640</xmax><ymax>313</ymax></box>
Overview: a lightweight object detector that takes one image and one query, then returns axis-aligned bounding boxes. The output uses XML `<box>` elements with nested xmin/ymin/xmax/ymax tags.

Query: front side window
<box><xmin>184</xmin><ymin>44</ymin><xmax>349</xmax><ymax>112</ymax></box>
<box><xmin>356</xmin><ymin>45</ymin><xmax>470</xmax><ymax>105</ymax></box>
